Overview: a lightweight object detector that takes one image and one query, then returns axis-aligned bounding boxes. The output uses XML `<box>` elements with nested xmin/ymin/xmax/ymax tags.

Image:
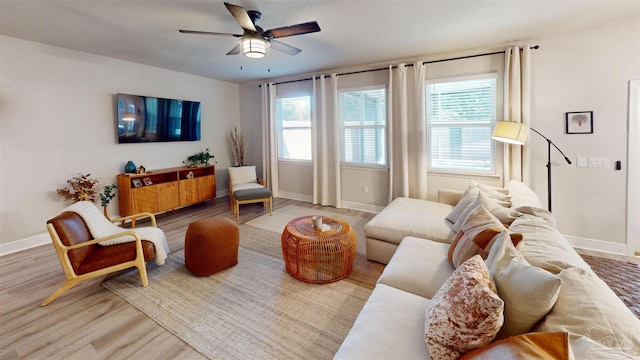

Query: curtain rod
<box><xmin>259</xmin><ymin>45</ymin><xmax>539</xmax><ymax>87</ymax></box>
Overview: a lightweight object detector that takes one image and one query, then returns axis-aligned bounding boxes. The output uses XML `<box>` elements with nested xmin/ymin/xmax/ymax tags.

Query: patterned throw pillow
<box><xmin>425</xmin><ymin>255</ymin><xmax>504</xmax><ymax>359</ymax></box>
<box><xmin>448</xmin><ymin>205</ymin><xmax>523</xmax><ymax>268</ymax></box>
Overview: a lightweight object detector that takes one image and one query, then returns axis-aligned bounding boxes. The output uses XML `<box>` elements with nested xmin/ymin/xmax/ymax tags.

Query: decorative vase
<box><xmin>124</xmin><ymin>161</ymin><xmax>136</xmax><ymax>173</ymax></box>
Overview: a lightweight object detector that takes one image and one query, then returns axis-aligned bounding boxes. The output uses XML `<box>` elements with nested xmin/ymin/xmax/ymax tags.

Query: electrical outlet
<box><xmin>362</xmin><ymin>185</ymin><xmax>369</xmax><ymax>193</ymax></box>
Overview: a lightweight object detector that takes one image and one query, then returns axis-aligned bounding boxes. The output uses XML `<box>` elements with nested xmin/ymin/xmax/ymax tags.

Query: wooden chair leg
<box><xmin>136</xmin><ymin>263</ymin><xmax>149</xmax><ymax>287</ymax></box>
<box><xmin>235</xmin><ymin>201</ymin><xmax>240</xmax><ymax>221</ymax></box>
<box><xmin>269</xmin><ymin>197</ymin><xmax>273</xmax><ymax>216</ymax></box>
<box><xmin>40</xmin><ymin>278</ymin><xmax>81</xmax><ymax>307</ymax></box>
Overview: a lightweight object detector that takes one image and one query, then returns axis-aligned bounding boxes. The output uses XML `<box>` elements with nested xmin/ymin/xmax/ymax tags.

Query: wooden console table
<box><xmin>281</xmin><ymin>216</ymin><xmax>356</xmax><ymax>283</ymax></box>
<box><xmin>117</xmin><ymin>165</ymin><xmax>215</xmax><ymax>216</ymax></box>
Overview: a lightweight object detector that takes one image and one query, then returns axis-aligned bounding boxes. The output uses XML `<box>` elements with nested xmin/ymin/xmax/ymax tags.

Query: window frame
<box><xmin>425</xmin><ymin>73</ymin><xmax>498</xmax><ymax>176</ymax></box>
<box><xmin>338</xmin><ymin>85</ymin><xmax>388</xmax><ymax>168</ymax></box>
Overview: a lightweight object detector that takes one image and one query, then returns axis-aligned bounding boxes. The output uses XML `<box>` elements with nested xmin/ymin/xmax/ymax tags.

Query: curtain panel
<box><xmin>388</xmin><ymin>62</ymin><xmax>429</xmax><ymax>203</ymax></box>
<box><xmin>312</xmin><ymin>74</ymin><xmax>341</xmax><ymax>207</ymax></box>
<box><xmin>503</xmin><ymin>46</ymin><xmax>532</xmax><ymax>183</ymax></box>
<box><xmin>261</xmin><ymin>82</ymin><xmax>279</xmax><ymax>197</ymax></box>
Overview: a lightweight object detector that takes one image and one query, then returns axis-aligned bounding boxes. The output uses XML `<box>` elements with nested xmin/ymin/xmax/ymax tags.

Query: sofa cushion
<box><xmin>509</xmin><ymin>215</ymin><xmax>590</xmax><ymax>274</ymax></box>
<box><xmin>424</xmin><ymin>255</ymin><xmax>504</xmax><ymax>359</ymax></box>
<box><xmin>507</xmin><ymin>180</ymin><xmax>543</xmax><ymax>209</ymax></box>
<box><xmin>377</xmin><ymin>236</ymin><xmax>454</xmax><ymax>299</ymax></box>
<box><xmin>364</xmin><ymin>197</ymin><xmax>453</xmax><ymax>245</ymax></box>
<box><xmin>228</xmin><ymin>165</ymin><xmax>257</xmax><ymax>185</ymax></box>
<box><xmin>448</xmin><ymin>205</ymin><xmax>508</xmax><ymax>268</ymax></box>
<box><xmin>485</xmin><ymin>231</ymin><xmax>562</xmax><ymax>338</ymax></box>
<box><xmin>460</xmin><ymin>332</ymin><xmax>572</xmax><ymax>360</ymax></box>
<box><xmin>534</xmin><ymin>267</ymin><xmax>640</xmax><ymax>354</ymax></box>
<box><xmin>334</xmin><ymin>284</ymin><xmax>431</xmax><ymax>360</ymax></box>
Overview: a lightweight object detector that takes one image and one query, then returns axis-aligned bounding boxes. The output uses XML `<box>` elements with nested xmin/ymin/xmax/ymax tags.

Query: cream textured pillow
<box><xmin>453</xmin><ymin>192</ymin><xmax>509</xmax><ymax>233</ymax></box>
<box><xmin>485</xmin><ymin>231</ymin><xmax>562</xmax><ymax>338</ymax></box>
<box><xmin>448</xmin><ymin>205</ymin><xmax>508</xmax><ymax>268</ymax></box>
<box><xmin>425</xmin><ymin>255</ymin><xmax>504</xmax><ymax>359</ymax></box>
<box><xmin>228</xmin><ymin>165</ymin><xmax>257</xmax><ymax>185</ymax></box>
<box><xmin>460</xmin><ymin>332</ymin><xmax>571</xmax><ymax>360</ymax></box>
<box><xmin>534</xmin><ymin>267</ymin><xmax>640</xmax><ymax>353</ymax></box>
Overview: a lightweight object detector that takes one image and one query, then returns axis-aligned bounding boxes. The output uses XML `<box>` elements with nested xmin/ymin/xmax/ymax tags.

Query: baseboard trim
<box><xmin>277</xmin><ymin>191</ymin><xmax>313</xmax><ymax>203</ymax></box>
<box><xmin>565</xmin><ymin>235</ymin><xmax>628</xmax><ymax>256</ymax></box>
<box><xmin>340</xmin><ymin>200</ymin><xmax>383</xmax><ymax>214</ymax></box>
<box><xmin>0</xmin><ymin>233</ymin><xmax>50</xmax><ymax>256</ymax></box>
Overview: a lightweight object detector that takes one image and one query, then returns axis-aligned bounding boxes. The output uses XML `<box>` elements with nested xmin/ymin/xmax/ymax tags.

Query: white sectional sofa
<box><xmin>335</xmin><ymin>180</ymin><xmax>640</xmax><ymax>359</ymax></box>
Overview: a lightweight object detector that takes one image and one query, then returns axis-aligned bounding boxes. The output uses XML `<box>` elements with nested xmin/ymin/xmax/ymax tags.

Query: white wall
<box><xmin>238</xmin><ymin>17</ymin><xmax>639</xmax><ymax>253</ymax></box>
<box><xmin>530</xmin><ymin>20</ymin><xmax>639</xmax><ymax>249</ymax></box>
<box><xmin>0</xmin><ymin>36</ymin><xmax>240</xmax><ymax>250</ymax></box>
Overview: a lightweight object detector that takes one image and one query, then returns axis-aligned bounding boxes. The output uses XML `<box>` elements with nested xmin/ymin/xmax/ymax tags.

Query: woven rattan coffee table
<box><xmin>281</xmin><ymin>216</ymin><xmax>357</xmax><ymax>284</ymax></box>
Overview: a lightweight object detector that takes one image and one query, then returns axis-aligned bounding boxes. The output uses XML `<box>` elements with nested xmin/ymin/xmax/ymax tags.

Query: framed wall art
<box><xmin>566</xmin><ymin>111</ymin><xmax>593</xmax><ymax>134</ymax></box>
<box><xmin>132</xmin><ymin>179</ymin><xmax>142</xmax><ymax>188</ymax></box>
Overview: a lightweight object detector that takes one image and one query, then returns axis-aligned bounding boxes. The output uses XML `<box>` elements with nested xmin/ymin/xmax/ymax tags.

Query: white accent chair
<box><xmin>228</xmin><ymin>166</ymin><xmax>272</xmax><ymax>220</ymax></box>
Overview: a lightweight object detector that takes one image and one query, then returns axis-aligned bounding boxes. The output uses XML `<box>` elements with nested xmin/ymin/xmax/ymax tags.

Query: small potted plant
<box><xmin>183</xmin><ymin>148</ymin><xmax>214</xmax><ymax>167</ymax></box>
<box><xmin>99</xmin><ymin>184</ymin><xmax>118</xmax><ymax>220</ymax></box>
<box><xmin>56</xmin><ymin>173</ymin><xmax>99</xmax><ymax>203</ymax></box>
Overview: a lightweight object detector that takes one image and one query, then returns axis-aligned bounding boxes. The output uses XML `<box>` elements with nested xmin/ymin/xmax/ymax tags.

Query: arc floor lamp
<box><xmin>491</xmin><ymin>121</ymin><xmax>572</xmax><ymax>212</ymax></box>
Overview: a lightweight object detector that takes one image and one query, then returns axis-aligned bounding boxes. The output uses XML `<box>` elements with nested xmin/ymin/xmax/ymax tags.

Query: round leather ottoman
<box><xmin>184</xmin><ymin>217</ymin><xmax>239</xmax><ymax>276</ymax></box>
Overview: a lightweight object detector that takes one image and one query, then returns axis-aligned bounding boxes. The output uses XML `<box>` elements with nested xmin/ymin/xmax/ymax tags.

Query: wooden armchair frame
<box><xmin>229</xmin><ymin>178</ymin><xmax>272</xmax><ymax>220</ymax></box>
<box><xmin>41</xmin><ymin>212</ymin><xmax>157</xmax><ymax>307</ymax></box>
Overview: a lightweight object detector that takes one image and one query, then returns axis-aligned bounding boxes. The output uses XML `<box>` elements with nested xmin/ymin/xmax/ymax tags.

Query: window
<box><xmin>426</xmin><ymin>74</ymin><xmax>497</xmax><ymax>173</ymax></box>
<box><xmin>276</xmin><ymin>96</ymin><xmax>311</xmax><ymax>161</ymax></box>
<box><xmin>338</xmin><ymin>87</ymin><xmax>387</xmax><ymax>166</ymax></box>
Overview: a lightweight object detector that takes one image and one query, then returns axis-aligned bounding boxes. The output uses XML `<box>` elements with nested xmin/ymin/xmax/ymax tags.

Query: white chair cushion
<box><xmin>229</xmin><ymin>165</ymin><xmax>257</xmax><ymax>185</ymax></box>
<box><xmin>232</xmin><ymin>183</ymin><xmax>264</xmax><ymax>192</ymax></box>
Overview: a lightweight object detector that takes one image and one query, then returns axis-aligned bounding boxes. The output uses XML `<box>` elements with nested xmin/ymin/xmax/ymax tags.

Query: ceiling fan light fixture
<box><xmin>122</xmin><ymin>111</ymin><xmax>136</xmax><ymax>121</ymax></box>
<box><xmin>241</xmin><ymin>38</ymin><xmax>269</xmax><ymax>59</ymax></box>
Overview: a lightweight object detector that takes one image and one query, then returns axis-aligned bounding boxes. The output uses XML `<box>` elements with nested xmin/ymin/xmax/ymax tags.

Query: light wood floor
<box><xmin>0</xmin><ymin>197</ymin><xmax>375</xmax><ymax>360</ymax></box>
<box><xmin>1</xmin><ymin>197</ymin><xmax>636</xmax><ymax>360</ymax></box>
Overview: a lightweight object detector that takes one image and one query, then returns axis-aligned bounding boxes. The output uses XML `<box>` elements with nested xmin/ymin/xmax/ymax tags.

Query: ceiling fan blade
<box><xmin>226</xmin><ymin>43</ymin><xmax>242</xmax><ymax>55</ymax></box>
<box><xmin>265</xmin><ymin>21</ymin><xmax>321</xmax><ymax>39</ymax></box>
<box><xmin>179</xmin><ymin>29</ymin><xmax>242</xmax><ymax>37</ymax></box>
<box><xmin>270</xmin><ymin>40</ymin><xmax>302</xmax><ymax>56</ymax></box>
<box><xmin>224</xmin><ymin>2</ymin><xmax>257</xmax><ymax>32</ymax></box>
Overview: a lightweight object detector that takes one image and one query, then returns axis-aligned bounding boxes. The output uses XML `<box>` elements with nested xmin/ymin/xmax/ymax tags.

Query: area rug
<box><xmin>103</xmin><ymin>214</ymin><xmax>381</xmax><ymax>360</ymax></box>
<box><xmin>581</xmin><ymin>254</ymin><xmax>640</xmax><ymax>319</ymax></box>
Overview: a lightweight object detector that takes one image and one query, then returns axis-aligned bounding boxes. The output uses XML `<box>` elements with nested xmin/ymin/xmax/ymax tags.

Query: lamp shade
<box><xmin>492</xmin><ymin>121</ymin><xmax>529</xmax><ymax>145</ymax></box>
<box><xmin>242</xmin><ymin>38</ymin><xmax>269</xmax><ymax>59</ymax></box>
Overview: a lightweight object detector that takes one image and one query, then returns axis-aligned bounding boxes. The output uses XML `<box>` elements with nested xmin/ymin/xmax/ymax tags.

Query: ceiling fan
<box><xmin>179</xmin><ymin>2</ymin><xmax>321</xmax><ymax>59</ymax></box>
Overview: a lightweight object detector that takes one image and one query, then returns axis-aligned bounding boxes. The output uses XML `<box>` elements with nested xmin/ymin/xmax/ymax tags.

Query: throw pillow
<box><xmin>228</xmin><ymin>165</ymin><xmax>257</xmax><ymax>185</ymax></box>
<box><xmin>484</xmin><ymin>231</ymin><xmax>562</xmax><ymax>338</ymax></box>
<box><xmin>469</xmin><ymin>180</ymin><xmax>510</xmax><ymax>195</ymax></box>
<box><xmin>459</xmin><ymin>332</ymin><xmax>571</xmax><ymax>360</ymax></box>
<box><xmin>448</xmin><ymin>205</ymin><xmax>506</xmax><ymax>268</ymax></box>
<box><xmin>534</xmin><ymin>267</ymin><xmax>640</xmax><ymax>353</ymax></box>
<box><xmin>453</xmin><ymin>192</ymin><xmax>510</xmax><ymax>233</ymax></box>
<box><xmin>424</xmin><ymin>255</ymin><xmax>504</xmax><ymax>359</ymax></box>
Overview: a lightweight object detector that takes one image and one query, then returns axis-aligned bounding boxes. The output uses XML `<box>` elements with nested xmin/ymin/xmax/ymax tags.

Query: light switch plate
<box><xmin>577</xmin><ymin>157</ymin><xmax>588</xmax><ymax>167</ymax></box>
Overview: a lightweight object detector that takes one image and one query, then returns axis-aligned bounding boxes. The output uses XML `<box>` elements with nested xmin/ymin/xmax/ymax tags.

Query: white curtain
<box><xmin>388</xmin><ymin>62</ymin><xmax>428</xmax><ymax>202</ymax></box>
<box><xmin>312</xmin><ymin>74</ymin><xmax>341</xmax><ymax>207</ymax></box>
<box><xmin>261</xmin><ymin>82</ymin><xmax>279</xmax><ymax>197</ymax></box>
<box><xmin>503</xmin><ymin>46</ymin><xmax>532</xmax><ymax>183</ymax></box>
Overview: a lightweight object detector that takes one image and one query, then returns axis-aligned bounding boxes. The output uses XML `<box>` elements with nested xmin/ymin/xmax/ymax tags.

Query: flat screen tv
<box><xmin>116</xmin><ymin>93</ymin><xmax>201</xmax><ymax>143</ymax></box>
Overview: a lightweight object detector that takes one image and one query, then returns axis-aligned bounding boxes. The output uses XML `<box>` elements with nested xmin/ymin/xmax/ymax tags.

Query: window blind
<box><xmin>277</xmin><ymin>96</ymin><xmax>311</xmax><ymax>161</ymax></box>
<box><xmin>338</xmin><ymin>87</ymin><xmax>387</xmax><ymax>166</ymax></box>
<box><xmin>426</xmin><ymin>76</ymin><xmax>496</xmax><ymax>173</ymax></box>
